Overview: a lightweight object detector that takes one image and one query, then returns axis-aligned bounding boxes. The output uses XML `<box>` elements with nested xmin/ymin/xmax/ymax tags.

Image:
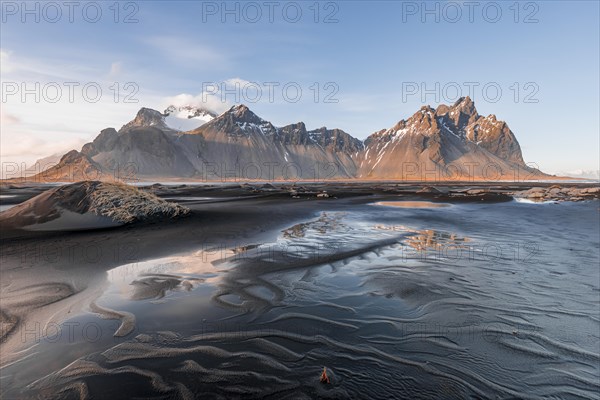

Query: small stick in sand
<box><xmin>320</xmin><ymin>367</ymin><xmax>331</xmax><ymax>384</ymax></box>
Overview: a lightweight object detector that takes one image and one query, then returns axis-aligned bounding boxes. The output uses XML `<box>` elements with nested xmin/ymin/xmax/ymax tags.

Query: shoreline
<box><xmin>2</xmin><ymin>175</ymin><xmax>595</xmax><ymax>186</ymax></box>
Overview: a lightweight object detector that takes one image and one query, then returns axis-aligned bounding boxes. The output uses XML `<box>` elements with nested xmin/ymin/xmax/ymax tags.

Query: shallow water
<box><xmin>373</xmin><ymin>201</ymin><xmax>451</xmax><ymax>208</ymax></box>
<box><xmin>1</xmin><ymin>200</ymin><xmax>599</xmax><ymax>399</ymax></box>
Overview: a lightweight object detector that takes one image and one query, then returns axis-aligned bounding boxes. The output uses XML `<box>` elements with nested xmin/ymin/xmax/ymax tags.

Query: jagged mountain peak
<box><xmin>308</xmin><ymin>127</ymin><xmax>364</xmax><ymax>153</ymax></box>
<box><xmin>138</xmin><ymin>107</ymin><xmax>163</xmax><ymax>117</ymax></box>
<box><xmin>451</xmin><ymin>96</ymin><xmax>478</xmax><ymax>119</ymax></box>
<box><xmin>130</xmin><ymin>107</ymin><xmax>165</xmax><ymax>126</ymax></box>
<box><xmin>394</xmin><ymin>105</ymin><xmax>440</xmax><ymax>135</ymax></box>
<box><xmin>231</xmin><ymin>104</ymin><xmax>250</xmax><ymax>113</ymax></box>
<box><xmin>280</xmin><ymin>121</ymin><xmax>308</xmax><ymax>133</ymax></box>
<box><xmin>433</xmin><ymin>96</ymin><xmax>475</xmax><ymax>117</ymax></box>
<box><xmin>434</xmin><ymin>97</ymin><xmax>480</xmax><ymax>135</ymax></box>
<box><xmin>222</xmin><ymin>104</ymin><xmax>264</xmax><ymax>124</ymax></box>
<box><xmin>452</xmin><ymin>96</ymin><xmax>475</xmax><ymax>109</ymax></box>
<box><xmin>436</xmin><ymin>96</ymin><xmax>478</xmax><ymax>118</ymax></box>
<box><xmin>59</xmin><ymin>149</ymin><xmax>86</xmax><ymax>164</ymax></box>
<box><xmin>311</xmin><ymin>126</ymin><xmax>344</xmax><ymax>134</ymax></box>
<box><xmin>122</xmin><ymin>107</ymin><xmax>168</xmax><ymax>130</ymax></box>
<box><xmin>121</xmin><ymin>105</ymin><xmax>218</xmax><ymax>133</ymax></box>
<box><xmin>403</xmin><ymin>105</ymin><xmax>437</xmax><ymax>123</ymax></box>
<box><xmin>195</xmin><ymin>104</ymin><xmax>276</xmax><ymax>138</ymax></box>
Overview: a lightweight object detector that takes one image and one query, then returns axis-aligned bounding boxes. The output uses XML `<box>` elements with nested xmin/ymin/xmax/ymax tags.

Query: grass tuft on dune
<box><xmin>82</xmin><ymin>181</ymin><xmax>189</xmax><ymax>223</ymax></box>
<box><xmin>0</xmin><ymin>181</ymin><xmax>190</xmax><ymax>231</ymax></box>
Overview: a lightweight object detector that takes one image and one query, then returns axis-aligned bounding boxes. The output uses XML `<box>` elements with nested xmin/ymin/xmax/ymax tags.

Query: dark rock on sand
<box><xmin>440</xmin><ymin>191</ymin><xmax>513</xmax><ymax>202</ymax></box>
<box><xmin>417</xmin><ymin>186</ymin><xmax>444</xmax><ymax>194</ymax></box>
<box><xmin>513</xmin><ymin>186</ymin><xmax>600</xmax><ymax>202</ymax></box>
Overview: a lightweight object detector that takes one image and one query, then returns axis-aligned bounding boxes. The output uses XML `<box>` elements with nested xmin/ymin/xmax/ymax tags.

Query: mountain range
<box><xmin>18</xmin><ymin>97</ymin><xmax>546</xmax><ymax>182</ymax></box>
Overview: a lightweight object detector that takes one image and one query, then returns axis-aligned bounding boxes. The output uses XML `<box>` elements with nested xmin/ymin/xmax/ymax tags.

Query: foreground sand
<box><xmin>0</xmin><ymin>181</ymin><xmax>598</xmax><ymax>367</ymax></box>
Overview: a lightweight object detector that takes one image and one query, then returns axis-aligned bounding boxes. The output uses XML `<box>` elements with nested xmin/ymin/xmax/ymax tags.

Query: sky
<box><xmin>1</xmin><ymin>0</ymin><xmax>599</xmax><ymax>175</ymax></box>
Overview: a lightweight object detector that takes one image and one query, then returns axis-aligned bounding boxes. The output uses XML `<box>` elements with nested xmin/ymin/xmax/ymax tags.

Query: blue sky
<box><xmin>1</xmin><ymin>0</ymin><xmax>598</xmax><ymax>174</ymax></box>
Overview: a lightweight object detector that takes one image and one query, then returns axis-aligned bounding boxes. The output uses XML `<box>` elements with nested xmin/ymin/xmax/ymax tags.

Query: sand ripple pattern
<box><xmin>5</xmin><ymin>203</ymin><xmax>600</xmax><ymax>399</ymax></box>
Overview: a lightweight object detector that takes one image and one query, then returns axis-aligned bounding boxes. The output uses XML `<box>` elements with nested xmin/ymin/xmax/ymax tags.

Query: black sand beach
<box><xmin>1</xmin><ymin>181</ymin><xmax>599</xmax><ymax>398</ymax></box>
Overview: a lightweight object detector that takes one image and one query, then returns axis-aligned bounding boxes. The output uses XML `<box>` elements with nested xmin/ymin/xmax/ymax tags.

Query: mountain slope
<box><xmin>436</xmin><ymin>97</ymin><xmax>524</xmax><ymax>164</ymax></box>
<box><xmin>23</xmin><ymin>150</ymin><xmax>115</xmax><ymax>182</ymax></box>
<box><xmin>176</xmin><ymin>105</ymin><xmax>362</xmax><ymax>179</ymax></box>
<box><xmin>17</xmin><ymin>99</ymin><xmax>546</xmax><ymax>182</ymax></box>
<box><xmin>24</xmin><ymin>105</ymin><xmax>363</xmax><ymax>181</ymax></box>
<box><xmin>356</xmin><ymin>97</ymin><xmax>541</xmax><ymax>180</ymax></box>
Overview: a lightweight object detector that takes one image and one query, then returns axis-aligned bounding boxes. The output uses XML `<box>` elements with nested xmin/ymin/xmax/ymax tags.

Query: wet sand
<box><xmin>1</xmin><ymin>181</ymin><xmax>599</xmax><ymax>398</ymax></box>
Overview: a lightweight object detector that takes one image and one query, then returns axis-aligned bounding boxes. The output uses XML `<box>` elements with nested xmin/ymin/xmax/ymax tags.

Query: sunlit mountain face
<box><xmin>8</xmin><ymin>99</ymin><xmax>546</xmax><ymax>183</ymax></box>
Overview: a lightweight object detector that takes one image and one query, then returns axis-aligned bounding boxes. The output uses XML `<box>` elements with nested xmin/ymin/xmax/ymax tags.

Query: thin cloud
<box><xmin>0</xmin><ymin>49</ymin><xmax>15</xmax><ymax>74</ymax></box>
<box><xmin>223</xmin><ymin>77</ymin><xmax>252</xmax><ymax>87</ymax></box>
<box><xmin>0</xmin><ymin>109</ymin><xmax>20</xmax><ymax>125</ymax></box>
<box><xmin>163</xmin><ymin>77</ymin><xmax>264</xmax><ymax>113</ymax></box>
<box><xmin>0</xmin><ymin>131</ymin><xmax>87</xmax><ymax>160</ymax></box>
<box><xmin>0</xmin><ymin>48</ymin><xmax>100</xmax><ymax>82</ymax></box>
<box><xmin>143</xmin><ymin>36</ymin><xmax>229</xmax><ymax>68</ymax></box>
<box><xmin>163</xmin><ymin>92</ymin><xmax>231</xmax><ymax>114</ymax></box>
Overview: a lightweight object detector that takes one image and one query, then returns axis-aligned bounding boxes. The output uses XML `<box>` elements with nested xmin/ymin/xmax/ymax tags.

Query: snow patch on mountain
<box><xmin>164</xmin><ymin>105</ymin><xmax>217</xmax><ymax>132</ymax></box>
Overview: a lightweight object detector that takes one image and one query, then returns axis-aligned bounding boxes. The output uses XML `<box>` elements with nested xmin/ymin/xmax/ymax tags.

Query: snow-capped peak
<box><xmin>163</xmin><ymin>105</ymin><xmax>217</xmax><ymax>131</ymax></box>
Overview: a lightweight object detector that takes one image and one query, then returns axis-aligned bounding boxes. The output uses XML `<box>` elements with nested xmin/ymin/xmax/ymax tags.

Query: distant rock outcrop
<box><xmin>513</xmin><ymin>186</ymin><xmax>600</xmax><ymax>202</ymax></box>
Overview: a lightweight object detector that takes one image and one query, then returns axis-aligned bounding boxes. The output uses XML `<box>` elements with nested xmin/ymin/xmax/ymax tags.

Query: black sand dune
<box><xmin>0</xmin><ymin>181</ymin><xmax>189</xmax><ymax>232</ymax></box>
